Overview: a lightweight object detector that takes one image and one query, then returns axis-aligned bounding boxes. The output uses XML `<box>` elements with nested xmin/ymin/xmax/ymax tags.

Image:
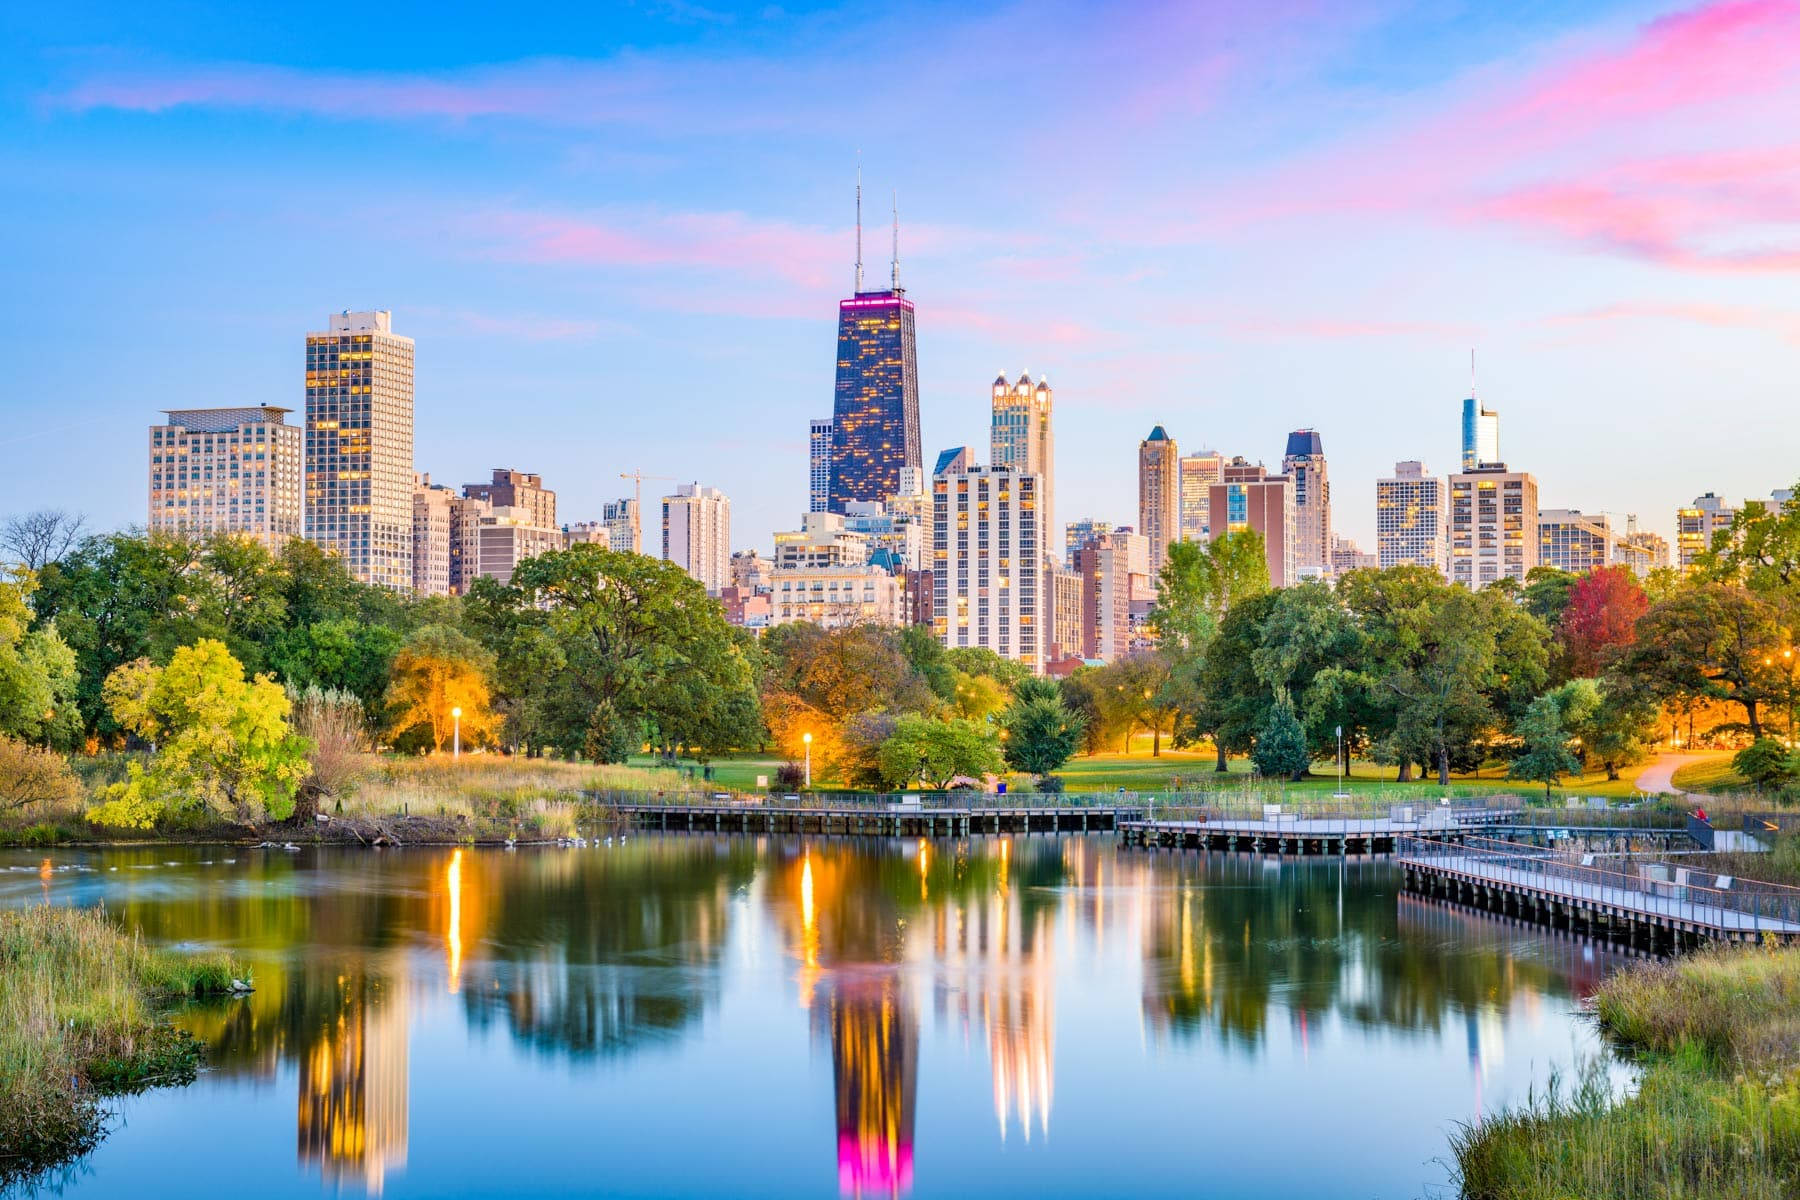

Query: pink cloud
<box><xmin>1555</xmin><ymin>300</ymin><xmax>1800</xmax><ymax>340</ymax></box>
<box><xmin>1225</xmin><ymin>315</ymin><xmax>1476</xmax><ymax>340</ymax></box>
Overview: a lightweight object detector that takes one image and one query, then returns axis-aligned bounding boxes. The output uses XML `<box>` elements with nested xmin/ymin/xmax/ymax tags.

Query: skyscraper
<box><xmin>1282</xmin><ymin>429</ymin><xmax>1330</xmax><ymax>575</ymax></box>
<box><xmin>148</xmin><ymin>405</ymin><xmax>303</xmax><ymax>547</ymax></box>
<box><xmin>828</xmin><ymin>184</ymin><xmax>921</xmax><ymax>512</ymax></box>
<box><xmin>602</xmin><ymin>497</ymin><xmax>640</xmax><ymax>554</ymax></box>
<box><xmin>809</xmin><ymin>418</ymin><xmax>833</xmax><ymax>513</ymax></box>
<box><xmin>1461</xmin><ymin>395</ymin><xmax>1500</xmax><ymax>471</ymax></box>
<box><xmin>1178</xmin><ymin>451</ymin><xmax>1224</xmax><ymax>543</ymax></box>
<box><xmin>1677</xmin><ymin>492</ymin><xmax>1738</xmax><ymax>570</ymax></box>
<box><xmin>1376</xmin><ymin>460</ymin><xmax>1447</xmax><ymax>574</ymax></box>
<box><xmin>411</xmin><ymin>473</ymin><xmax>455</xmax><ymax>597</ymax></box>
<box><xmin>662</xmin><ymin>482</ymin><xmax>732</xmax><ymax>593</ymax></box>
<box><xmin>932</xmin><ymin>460</ymin><xmax>1043</xmax><ymax>672</ymax></box>
<box><xmin>1137</xmin><ymin>426</ymin><xmax>1179</xmax><ymax>584</ymax></box>
<box><xmin>990</xmin><ymin>373</ymin><xmax>1054</xmax><ymax>561</ymax></box>
<box><xmin>1064</xmin><ymin>518</ymin><xmax>1112</xmax><ymax>568</ymax></box>
<box><xmin>1206</xmin><ymin>458</ymin><xmax>1295</xmax><ymax>588</ymax></box>
<box><xmin>1448</xmin><ymin>464</ymin><xmax>1538</xmax><ymax>588</ymax></box>
<box><xmin>305</xmin><ymin>310</ymin><xmax>415</xmax><ymax>591</ymax></box>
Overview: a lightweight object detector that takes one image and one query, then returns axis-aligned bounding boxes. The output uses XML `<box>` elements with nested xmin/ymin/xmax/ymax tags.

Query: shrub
<box><xmin>0</xmin><ymin>735</ymin><xmax>81</xmax><ymax>822</ymax></box>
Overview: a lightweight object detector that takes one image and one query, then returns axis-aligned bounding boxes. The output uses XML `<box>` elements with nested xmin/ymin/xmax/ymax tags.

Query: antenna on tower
<box><xmin>854</xmin><ymin>160</ymin><xmax>864</xmax><ymax>293</ymax></box>
<box><xmin>891</xmin><ymin>189</ymin><xmax>901</xmax><ymax>291</ymax></box>
<box><xmin>1469</xmin><ymin>348</ymin><xmax>1476</xmax><ymax>400</ymax></box>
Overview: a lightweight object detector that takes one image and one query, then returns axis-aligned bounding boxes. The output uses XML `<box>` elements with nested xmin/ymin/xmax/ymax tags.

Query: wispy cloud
<box><xmin>1554</xmin><ymin>299</ymin><xmax>1800</xmax><ymax>341</ymax></box>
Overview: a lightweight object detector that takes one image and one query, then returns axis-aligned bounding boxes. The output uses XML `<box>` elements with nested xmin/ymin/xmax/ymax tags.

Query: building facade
<box><xmin>1448</xmin><ymin>465</ymin><xmax>1539</xmax><ymax>588</ymax></box>
<box><xmin>148</xmin><ymin>405</ymin><xmax>303</xmax><ymax>546</ymax></box>
<box><xmin>471</xmin><ymin>506</ymin><xmax>562</xmax><ymax>586</ymax></box>
<box><xmin>462</xmin><ymin>469</ymin><xmax>556</xmax><ymax>531</ymax></box>
<box><xmin>1045</xmin><ymin>562</ymin><xmax>1086</xmax><ymax>662</ymax></box>
<box><xmin>932</xmin><ymin>464</ymin><xmax>1043</xmax><ymax>672</ymax></box>
<box><xmin>809</xmin><ymin>417</ymin><xmax>834</xmax><ymax>513</ymax></box>
<box><xmin>843</xmin><ymin>501</ymin><xmax>925</xmax><ymax>574</ymax></box>
<box><xmin>1461</xmin><ymin>395</ymin><xmax>1500</xmax><ymax>471</ymax></box>
<box><xmin>1677</xmin><ymin>492</ymin><xmax>1739</xmax><ymax>570</ymax></box>
<box><xmin>1064</xmin><ymin>518</ymin><xmax>1113</xmax><ymax>568</ymax></box>
<box><xmin>410</xmin><ymin>473</ymin><xmax>455</xmax><ymax>597</ymax></box>
<box><xmin>1376</xmin><ymin>460</ymin><xmax>1447</xmax><ymax>573</ymax></box>
<box><xmin>1328</xmin><ymin>535</ymin><xmax>1376</xmax><ymax>576</ymax></box>
<box><xmin>1613</xmin><ymin>518</ymin><xmax>1671</xmax><ymax>578</ymax></box>
<box><xmin>1538</xmin><ymin>509</ymin><xmax>1614</xmax><ymax>575</ymax></box>
<box><xmin>663</xmin><ymin>483</ymin><xmax>732</xmax><ymax>593</ymax></box>
<box><xmin>447</xmin><ymin>492</ymin><xmax>489</xmax><ymax>595</ymax></box>
<box><xmin>1207</xmin><ymin>458</ymin><xmax>1295</xmax><ymax>588</ymax></box>
<box><xmin>600</xmin><ymin>497</ymin><xmax>640</xmax><ymax>554</ymax></box>
<box><xmin>1178</xmin><ymin>451</ymin><xmax>1224</xmax><ymax>543</ymax></box>
<box><xmin>1137</xmin><ymin>426</ymin><xmax>1179</xmax><ymax>585</ymax></box>
<box><xmin>990</xmin><ymin>374</ymin><xmax>1054</xmax><ymax>563</ymax></box>
<box><xmin>305</xmin><ymin>310</ymin><xmax>415</xmax><ymax>591</ymax></box>
<box><xmin>1282</xmin><ymin>429</ymin><xmax>1330</xmax><ymax>575</ymax></box>
<box><xmin>828</xmin><ymin>228</ymin><xmax>921</xmax><ymax>512</ymax></box>
<box><xmin>1075</xmin><ymin>529</ymin><xmax>1148</xmax><ymax>663</ymax></box>
<box><xmin>773</xmin><ymin>511</ymin><xmax>870</xmax><ymax>572</ymax></box>
<box><xmin>770</xmin><ymin>565</ymin><xmax>905</xmax><ymax>629</ymax></box>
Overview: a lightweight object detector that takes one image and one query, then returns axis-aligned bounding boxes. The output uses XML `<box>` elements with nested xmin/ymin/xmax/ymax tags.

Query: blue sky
<box><xmin>4</xmin><ymin>0</ymin><xmax>1799</xmax><ymax>552</ymax></box>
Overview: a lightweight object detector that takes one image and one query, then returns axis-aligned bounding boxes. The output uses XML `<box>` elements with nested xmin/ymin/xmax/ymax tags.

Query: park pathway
<box><xmin>1635</xmin><ymin>752</ymin><xmax>1712</xmax><ymax>795</ymax></box>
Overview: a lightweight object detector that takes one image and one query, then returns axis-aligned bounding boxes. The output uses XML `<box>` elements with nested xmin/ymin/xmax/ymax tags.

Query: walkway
<box><xmin>1635</xmin><ymin>752</ymin><xmax>1712</xmax><ymax>795</ymax></box>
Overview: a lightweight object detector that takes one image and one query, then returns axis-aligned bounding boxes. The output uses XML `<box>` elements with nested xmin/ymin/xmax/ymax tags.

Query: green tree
<box><xmin>999</xmin><ymin>678</ymin><xmax>1085</xmax><ymax>778</ymax></box>
<box><xmin>0</xmin><ymin>572</ymin><xmax>80</xmax><ymax>749</ymax></box>
<box><xmin>1616</xmin><ymin>583</ymin><xmax>1787</xmax><ymax>739</ymax></box>
<box><xmin>268</xmin><ymin>616</ymin><xmax>403</xmax><ymax>723</ymax></box>
<box><xmin>1509</xmin><ymin>693</ymin><xmax>1580</xmax><ymax>800</ymax></box>
<box><xmin>1154</xmin><ymin>533</ymin><xmax>1271</xmax><ymax>767</ymax></box>
<box><xmin>1733</xmin><ymin>738</ymin><xmax>1798</xmax><ymax>794</ymax></box>
<box><xmin>1697</xmin><ymin>484</ymin><xmax>1800</xmax><ymax>593</ymax></box>
<box><xmin>1251</xmin><ymin>697</ymin><xmax>1310</xmax><ymax>781</ymax></box>
<box><xmin>1191</xmin><ymin>591</ymin><xmax>1279</xmax><ymax>771</ymax></box>
<box><xmin>875</xmin><ymin>714</ymin><xmax>1004</xmax><ymax>790</ymax></box>
<box><xmin>1555</xmin><ymin>676</ymin><xmax>1656</xmax><ymax>781</ymax></box>
<box><xmin>466</xmin><ymin>545</ymin><xmax>759</xmax><ymax>762</ymax></box>
<box><xmin>89</xmin><ymin>639</ymin><xmax>310</xmax><ymax>828</ymax></box>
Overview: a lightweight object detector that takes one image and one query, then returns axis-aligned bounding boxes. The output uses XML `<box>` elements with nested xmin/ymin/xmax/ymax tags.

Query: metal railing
<box><xmin>1397</xmin><ymin>833</ymin><xmax>1800</xmax><ymax>933</ymax></box>
<box><xmin>584</xmin><ymin>789</ymin><xmax>1139</xmax><ymax>811</ymax></box>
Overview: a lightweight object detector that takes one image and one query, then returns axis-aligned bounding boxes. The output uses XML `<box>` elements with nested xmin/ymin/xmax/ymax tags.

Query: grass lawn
<box><xmin>1671</xmin><ymin>753</ymin><xmax>1745</xmax><ymax>794</ymax></box>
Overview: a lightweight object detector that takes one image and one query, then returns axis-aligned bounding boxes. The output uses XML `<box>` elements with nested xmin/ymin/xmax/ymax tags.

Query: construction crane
<box><xmin>619</xmin><ymin>471</ymin><xmax>674</xmax><ymax>555</ymax></box>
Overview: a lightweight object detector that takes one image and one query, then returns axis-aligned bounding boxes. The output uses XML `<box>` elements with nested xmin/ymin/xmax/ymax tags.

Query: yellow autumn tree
<box><xmin>384</xmin><ymin>624</ymin><xmax>501</xmax><ymax>753</ymax></box>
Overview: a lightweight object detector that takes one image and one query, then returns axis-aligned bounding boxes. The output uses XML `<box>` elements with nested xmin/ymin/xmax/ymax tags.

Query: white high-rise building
<box><xmin>1376</xmin><ymin>460</ymin><xmax>1447</xmax><ymax>574</ymax></box>
<box><xmin>990</xmin><ymin>373</ymin><xmax>1054</xmax><ymax>563</ymax></box>
<box><xmin>1178</xmin><ymin>451</ymin><xmax>1224</xmax><ymax>543</ymax></box>
<box><xmin>773</xmin><ymin>511</ymin><xmax>870</xmax><ymax>571</ymax></box>
<box><xmin>411</xmin><ymin>473</ymin><xmax>455</xmax><ymax>597</ymax></box>
<box><xmin>662</xmin><ymin>483</ymin><xmax>732</xmax><ymax>593</ymax></box>
<box><xmin>1448</xmin><ymin>464</ymin><xmax>1538</xmax><ymax>588</ymax></box>
<box><xmin>148</xmin><ymin>406</ymin><xmax>303</xmax><ymax>547</ymax></box>
<box><xmin>1677</xmin><ymin>492</ymin><xmax>1739</xmax><ymax>571</ymax></box>
<box><xmin>809</xmin><ymin>418</ymin><xmax>833</xmax><ymax>514</ymax></box>
<box><xmin>305</xmin><ymin>310</ymin><xmax>416</xmax><ymax>591</ymax></box>
<box><xmin>932</xmin><ymin>461</ymin><xmax>1043</xmax><ymax>673</ymax></box>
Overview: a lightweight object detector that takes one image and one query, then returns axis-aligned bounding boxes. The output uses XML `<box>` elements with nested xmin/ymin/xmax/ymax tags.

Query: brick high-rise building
<box><xmin>462</xmin><ymin>469</ymin><xmax>556</xmax><ymax>531</ymax></box>
<box><xmin>1137</xmin><ymin>426</ymin><xmax>1179</xmax><ymax>585</ymax></box>
<box><xmin>148</xmin><ymin>405</ymin><xmax>303</xmax><ymax>547</ymax></box>
<box><xmin>1207</xmin><ymin>458</ymin><xmax>1295</xmax><ymax>588</ymax></box>
<box><xmin>305</xmin><ymin>310</ymin><xmax>415</xmax><ymax>591</ymax></box>
<box><xmin>1076</xmin><ymin>529</ymin><xmax>1148</xmax><ymax>663</ymax></box>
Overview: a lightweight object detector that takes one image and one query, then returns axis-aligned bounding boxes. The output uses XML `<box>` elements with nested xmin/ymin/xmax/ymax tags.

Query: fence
<box><xmin>1398</xmin><ymin>833</ymin><xmax>1800</xmax><ymax>933</ymax></box>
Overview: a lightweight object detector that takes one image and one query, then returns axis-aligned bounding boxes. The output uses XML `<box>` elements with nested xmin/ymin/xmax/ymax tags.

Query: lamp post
<box><xmin>1335</xmin><ymin>724</ymin><xmax>1345</xmax><ymax>798</ymax></box>
<box><xmin>802</xmin><ymin>731</ymin><xmax>812</xmax><ymax>789</ymax></box>
<box><xmin>452</xmin><ymin>706</ymin><xmax>462</xmax><ymax>761</ymax></box>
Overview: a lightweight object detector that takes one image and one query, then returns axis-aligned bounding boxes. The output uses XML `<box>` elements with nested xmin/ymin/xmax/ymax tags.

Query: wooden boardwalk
<box><xmin>1398</xmin><ymin>835</ymin><xmax>1800</xmax><ymax>947</ymax></box>
<box><xmin>609</xmin><ymin>802</ymin><xmax>1144</xmax><ymax>837</ymax></box>
<box><xmin>1119</xmin><ymin>806</ymin><xmax>1525</xmax><ymax>856</ymax></box>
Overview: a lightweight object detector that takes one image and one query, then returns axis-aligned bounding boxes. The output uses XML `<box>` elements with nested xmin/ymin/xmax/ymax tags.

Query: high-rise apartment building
<box><xmin>1064</xmin><ymin>518</ymin><xmax>1113</xmax><ymax>568</ymax></box>
<box><xmin>1460</xmin><ymin>395</ymin><xmax>1499</xmax><ymax>471</ymax></box>
<box><xmin>447</xmin><ymin>492</ymin><xmax>489</xmax><ymax>596</ymax></box>
<box><xmin>773</xmin><ymin>511</ymin><xmax>870</xmax><ymax>571</ymax></box>
<box><xmin>990</xmin><ymin>373</ymin><xmax>1054</xmax><ymax>561</ymax></box>
<box><xmin>1448</xmin><ymin>464</ymin><xmax>1538</xmax><ymax>588</ymax></box>
<box><xmin>828</xmin><ymin>189</ymin><xmax>921</xmax><ymax>512</ymax></box>
<box><xmin>1613</xmin><ymin>517</ymin><xmax>1671</xmax><ymax>578</ymax></box>
<box><xmin>809</xmin><ymin>418</ymin><xmax>834</xmax><ymax>513</ymax></box>
<box><xmin>1538</xmin><ymin>509</ymin><xmax>1614</xmax><ymax>575</ymax></box>
<box><xmin>1677</xmin><ymin>492</ymin><xmax>1739</xmax><ymax>570</ymax></box>
<box><xmin>1207</xmin><ymin>458</ymin><xmax>1295</xmax><ymax>588</ymax></box>
<box><xmin>1178</xmin><ymin>451</ymin><xmax>1224</xmax><ymax>543</ymax></box>
<box><xmin>1075</xmin><ymin>529</ymin><xmax>1148</xmax><ymax>663</ymax></box>
<box><xmin>1137</xmin><ymin>426</ymin><xmax>1180</xmax><ymax>584</ymax></box>
<box><xmin>600</xmin><ymin>498</ymin><xmax>640</xmax><ymax>554</ymax></box>
<box><xmin>663</xmin><ymin>483</ymin><xmax>732</xmax><ymax>593</ymax></box>
<box><xmin>1376</xmin><ymin>460</ymin><xmax>1447</xmax><ymax>573</ymax></box>
<box><xmin>1282</xmin><ymin>430</ymin><xmax>1330</xmax><ymax>575</ymax></box>
<box><xmin>1329</xmin><ymin>535</ymin><xmax>1376</xmax><ymax>575</ymax></box>
<box><xmin>1045</xmin><ymin>562</ymin><xmax>1086</xmax><ymax>663</ymax></box>
<box><xmin>462</xmin><ymin>469</ymin><xmax>556</xmax><ymax>531</ymax></box>
<box><xmin>148</xmin><ymin>406</ymin><xmax>303</xmax><ymax>546</ymax></box>
<box><xmin>305</xmin><ymin>310</ymin><xmax>415</xmax><ymax>591</ymax></box>
<box><xmin>411</xmin><ymin>473</ymin><xmax>455</xmax><ymax>597</ymax></box>
<box><xmin>471</xmin><ymin>506</ymin><xmax>562</xmax><ymax>587</ymax></box>
<box><xmin>931</xmin><ymin>462</ymin><xmax>1043</xmax><ymax>672</ymax></box>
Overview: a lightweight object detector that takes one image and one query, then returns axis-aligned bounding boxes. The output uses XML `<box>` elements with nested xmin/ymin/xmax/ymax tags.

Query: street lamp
<box><xmin>452</xmin><ymin>706</ymin><xmax>462</xmax><ymax>760</ymax></box>
<box><xmin>1335</xmin><ymin>724</ymin><xmax>1347</xmax><ymax>798</ymax></box>
<box><xmin>802</xmin><ymin>731</ymin><xmax>813</xmax><ymax>789</ymax></box>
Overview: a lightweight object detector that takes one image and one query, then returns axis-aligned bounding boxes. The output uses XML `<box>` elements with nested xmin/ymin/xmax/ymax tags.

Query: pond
<box><xmin>0</xmin><ymin>836</ymin><xmax>1634</xmax><ymax>1199</ymax></box>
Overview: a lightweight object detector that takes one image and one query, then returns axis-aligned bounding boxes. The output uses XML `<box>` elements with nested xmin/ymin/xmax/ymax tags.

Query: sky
<box><xmin>3</xmin><ymin>0</ymin><xmax>1800</xmax><ymax>553</ymax></box>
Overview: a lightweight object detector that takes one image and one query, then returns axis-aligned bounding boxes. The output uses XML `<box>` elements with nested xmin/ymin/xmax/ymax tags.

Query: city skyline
<box><xmin>6</xmin><ymin>1</ymin><xmax>1800</xmax><ymax>554</ymax></box>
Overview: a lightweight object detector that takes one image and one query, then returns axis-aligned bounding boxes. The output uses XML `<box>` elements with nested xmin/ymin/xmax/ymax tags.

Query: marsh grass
<box><xmin>1454</xmin><ymin>944</ymin><xmax>1800</xmax><ymax>1198</ymax></box>
<box><xmin>342</xmin><ymin>756</ymin><xmax>694</xmax><ymax>837</ymax></box>
<box><xmin>0</xmin><ymin>905</ymin><xmax>237</xmax><ymax>1188</ymax></box>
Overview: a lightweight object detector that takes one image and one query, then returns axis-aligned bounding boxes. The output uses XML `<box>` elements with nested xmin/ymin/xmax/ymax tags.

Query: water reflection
<box><xmin>0</xmin><ymin>838</ymin><xmax>1633</xmax><ymax>1200</ymax></box>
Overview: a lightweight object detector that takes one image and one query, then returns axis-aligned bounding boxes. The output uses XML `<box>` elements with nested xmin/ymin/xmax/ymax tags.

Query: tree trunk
<box><xmin>1215</xmin><ymin>740</ymin><xmax>1228</xmax><ymax>773</ymax></box>
<box><xmin>1397</xmin><ymin>761</ymin><xmax>1413</xmax><ymax>782</ymax></box>
<box><xmin>1606</xmin><ymin>761</ymin><xmax>1620</xmax><ymax>782</ymax></box>
<box><xmin>1747</xmin><ymin>700</ymin><xmax>1763</xmax><ymax>740</ymax></box>
<box><xmin>1437</xmin><ymin>747</ymin><xmax>1450</xmax><ymax>787</ymax></box>
<box><xmin>1153</xmin><ymin>726</ymin><xmax>1161</xmax><ymax>757</ymax></box>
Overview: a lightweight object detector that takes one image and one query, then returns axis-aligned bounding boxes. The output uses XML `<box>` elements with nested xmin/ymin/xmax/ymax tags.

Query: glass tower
<box><xmin>829</xmin><ymin>291</ymin><xmax>920</xmax><ymax>512</ymax></box>
<box><xmin>1460</xmin><ymin>395</ymin><xmax>1499</xmax><ymax>471</ymax></box>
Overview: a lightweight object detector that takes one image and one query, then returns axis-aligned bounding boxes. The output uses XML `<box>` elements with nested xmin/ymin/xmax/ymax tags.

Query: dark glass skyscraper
<box><xmin>828</xmin><ymin>186</ymin><xmax>921</xmax><ymax>512</ymax></box>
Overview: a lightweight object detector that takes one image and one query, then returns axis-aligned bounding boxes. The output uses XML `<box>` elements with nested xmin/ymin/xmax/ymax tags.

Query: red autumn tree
<box><xmin>1558</xmin><ymin>566</ymin><xmax>1649</xmax><ymax>678</ymax></box>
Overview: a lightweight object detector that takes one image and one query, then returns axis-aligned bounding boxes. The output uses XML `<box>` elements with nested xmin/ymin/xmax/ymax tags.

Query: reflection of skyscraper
<box><xmin>984</xmin><ymin>964</ymin><xmax>1055</xmax><ymax>1143</ymax></box>
<box><xmin>825</xmin><ymin>979</ymin><xmax>917</xmax><ymax>1199</ymax></box>
<box><xmin>296</xmin><ymin>972</ymin><xmax>409</xmax><ymax>1196</ymax></box>
<box><xmin>829</xmin><ymin>183</ymin><xmax>922</xmax><ymax>513</ymax></box>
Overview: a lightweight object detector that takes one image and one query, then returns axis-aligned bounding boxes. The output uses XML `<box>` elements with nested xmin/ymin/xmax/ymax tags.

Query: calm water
<box><xmin>1</xmin><ymin>837</ymin><xmax>1634</xmax><ymax>1199</ymax></box>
